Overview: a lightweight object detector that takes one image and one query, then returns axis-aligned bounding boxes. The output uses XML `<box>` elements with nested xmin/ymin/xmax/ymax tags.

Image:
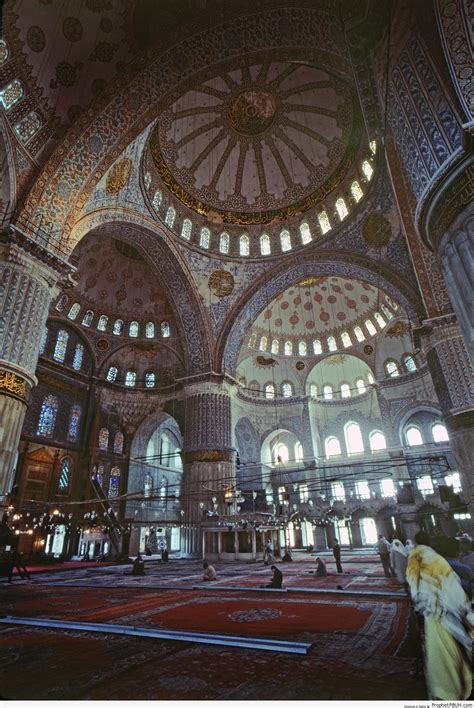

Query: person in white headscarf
<box><xmin>390</xmin><ymin>538</ymin><xmax>408</xmax><ymax>582</ymax></box>
<box><xmin>405</xmin><ymin>538</ymin><xmax>415</xmax><ymax>556</ymax></box>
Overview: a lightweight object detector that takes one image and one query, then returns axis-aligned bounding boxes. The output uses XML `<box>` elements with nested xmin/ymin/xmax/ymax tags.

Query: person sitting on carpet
<box><xmin>315</xmin><ymin>557</ymin><xmax>328</xmax><ymax>577</ymax></box>
<box><xmin>125</xmin><ymin>553</ymin><xmax>145</xmax><ymax>576</ymax></box>
<box><xmin>281</xmin><ymin>549</ymin><xmax>293</xmax><ymax>562</ymax></box>
<box><xmin>203</xmin><ymin>561</ymin><xmax>217</xmax><ymax>581</ymax></box>
<box><xmin>261</xmin><ymin>564</ymin><xmax>283</xmax><ymax>589</ymax></box>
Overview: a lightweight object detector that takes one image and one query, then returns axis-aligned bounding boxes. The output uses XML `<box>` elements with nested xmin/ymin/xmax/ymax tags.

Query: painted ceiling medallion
<box><xmin>96</xmin><ymin>339</ymin><xmax>109</xmax><ymax>351</ymax></box>
<box><xmin>149</xmin><ymin>60</ymin><xmax>359</xmax><ymax>225</ymax></box>
<box><xmin>106</xmin><ymin>158</ymin><xmax>133</xmax><ymax>194</ymax></box>
<box><xmin>208</xmin><ymin>269</ymin><xmax>235</xmax><ymax>297</ymax></box>
<box><xmin>362</xmin><ymin>212</ymin><xmax>392</xmax><ymax>247</ymax></box>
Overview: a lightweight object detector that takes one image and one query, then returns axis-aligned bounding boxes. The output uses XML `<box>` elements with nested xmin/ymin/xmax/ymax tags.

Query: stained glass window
<box><xmin>0</xmin><ymin>39</ymin><xmax>9</xmax><ymax>65</ymax></box>
<box><xmin>37</xmin><ymin>394</ymin><xmax>59</xmax><ymax>437</ymax></box>
<box><xmin>0</xmin><ymin>79</ymin><xmax>23</xmax><ymax>110</ymax></box>
<box><xmin>354</xmin><ymin>326</ymin><xmax>365</xmax><ymax>342</ymax></box>
<box><xmin>369</xmin><ymin>140</ymin><xmax>377</xmax><ymax>154</ymax></box>
<box><xmin>385</xmin><ymin>359</ymin><xmax>399</xmax><ymax>377</ymax></box>
<box><xmin>99</xmin><ymin>428</ymin><xmax>109</xmax><ymax>451</ymax></box>
<box><xmin>145</xmin><ymin>322</ymin><xmax>155</xmax><ymax>338</ymax></box>
<box><xmin>82</xmin><ymin>310</ymin><xmax>94</xmax><ymax>327</ymax></box>
<box><xmin>280</xmin><ymin>229</ymin><xmax>291</xmax><ymax>252</ymax></box>
<box><xmin>159</xmin><ymin>478</ymin><xmax>167</xmax><ymax>508</ymax></box>
<box><xmin>374</xmin><ymin>312</ymin><xmax>386</xmax><ymax>328</ymax></box>
<box><xmin>67</xmin><ymin>406</ymin><xmax>81</xmax><ymax>442</ymax></box>
<box><xmin>53</xmin><ymin>330</ymin><xmax>69</xmax><ymax>362</ymax></box>
<box><xmin>165</xmin><ymin>206</ymin><xmax>176</xmax><ymax>228</ymax></box>
<box><xmin>239</xmin><ymin>233</ymin><xmax>250</xmax><ymax>256</ymax></box>
<box><xmin>356</xmin><ymin>480</ymin><xmax>370</xmax><ymax>499</ymax></box>
<box><xmin>300</xmin><ymin>222</ymin><xmax>312</xmax><ymax>245</ymax></box>
<box><xmin>248</xmin><ymin>333</ymin><xmax>256</xmax><ymax>348</ymax></box>
<box><xmin>332</xmin><ymin>481</ymin><xmax>346</xmax><ymax>501</ymax></box>
<box><xmin>341</xmin><ymin>383</ymin><xmax>351</xmax><ymax>398</ymax></box>
<box><xmin>72</xmin><ymin>343</ymin><xmax>84</xmax><ymax>371</ymax></box>
<box><xmin>96</xmin><ymin>463</ymin><xmax>105</xmax><ymax>487</ymax></box>
<box><xmin>200</xmin><ymin>227</ymin><xmax>211</xmax><ymax>249</ymax></box>
<box><xmin>284</xmin><ymin>340</ymin><xmax>292</xmax><ymax>356</ymax></box>
<box><xmin>113</xmin><ymin>319</ymin><xmax>123</xmax><ymax>335</ymax></box>
<box><xmin>152</xmin><ymin>190</ymin><xmax>162</xmax><ymax>211</ymax></box>
<box><xmin>351</xmin><ymin>180</ymin><xmax>363</xmax><ymax>202</ymax></box>
<box><xmin>345</xmin><ymin>421</ymin><xmax>364</xmax><ymax>454</ymax></box>
<box><xmin>97</xmin><ymin>315</ymin><xmax>108</xmax><ymax>331</ymax></box>
<box><xmin>39</xmin><ymin>327</ymin><xmax>48</xmax><ymax>355</ymax></box>
<box><xmin>181</xmin><ymin>219</ymin><xmax>192</xmax><ymax>240</ymax></box>
<box><xmin>313</xmin><ymin>339</ymin><xmax>322</xmax><ymax>355</ymax></box>
<box><xmin>219</xmin><ymin>232</ymin><xmax>229</xmax><ymax>254</ymax></box>
<box><xmin>55</xmin><ymin>294</ymin><xmax>68</xmax><ymax>312</ymax></box>
<box><xmin>129</xmin><ymin>321</ymin><xmax>139</xmax><ymax>337</ymax></box>
<box><xmin>341</xmin><ymin>331</ymin><xmax>352</xmax><ymax>348</ymax></box>
<box><xmin>356</xmin><ymin>378</ymin><xmax>367</xmax><ymax>394</ymax></box>
<box><xmin>335</xmin><ymin>197</ymin><xmax>348</xmax><ymax>220</ymax></box>
<box><xmin>362</xmin><ymin>160</ymin><xmax>373</xmax><ymax>181</ymax></box>
<box><xmin>318</xmin><ymin>211</ymin><xmax>331</xmax><ymax>234</ymax></box>
<box><xmin>67</xmin><ymin>303</ymin><xmax>80</xmax><ymax>320</ymax></box>
<box><xmin>106</xmin><ymin>366</ymin><xmax>118</xmax><ymax>383</ymax></box>
<box><xmin>265</xmin><ymin>383</ymin><xmax>275</xmax><ymax>399</ymax></box>
<box><xmin>161</xmin><ymin>321</ymin><xmax>170</xmax><ymax>338</ymax></box>
<box><xmin>114</xmin><ymin>431</ymin><xmax>124</xmax><ymax>454</ymax></box>
<box><xmin>260</xmin><ymin>233</ymin><xmax>271</xmax><ymax>255</ymax></box>
<box><xmin>365</xmin><ymin>319</ymin><xmax>376</xmax><ymax>336</ymax></box>
<box><xmin>309</xmin><ymin>383</ymin><xmax>317</xmax><ymax>397</ymax></box>
<box><xmin>259</xmin><ymin>335</ymin><xmax>267</xmax><ymax>351</ymax></box>
<box><xmin>108</xmin><ymin>467</ymin><xmax>121</xmax><ymax>498</ymax></box>
<box><xmin>403</xmin><ymin>355</ymin><xmax>417</xmax><ymax>372</ymax></box>
<box><xmin>145</xmin><ymin>371</ymin><xmax>155</xmax><ymax>388</ymax></box>
<box><xmin>281</xmin><ymin>382</ymin><xmax>293</xmax><ymax>398</ymax></box>
<box><xmin>380</xmin><ymin>303</ymin><xmax>393</xmax><ymax>320</ymax></box>
<box><xmin>327</xmin><ymin>336</ymin><xmax>337</xmax><ymax>352</ymax></box>
<box><xmin>367</xmin><ymin>371</ymin><xmax>375</xmax><ymax>384</ymax></box>
<box><xmin>14</xmin><ymin>111</ymin><xmax>42</xmax><ymax>144</ymax></box>
<box><xmin>125</xmin><ymin>370</ymin><xmax>136</xmax><ymax>387</ymax></box>
<box><xmin>58</xmin><ymin>457</ymin><xmax>72</xmax><ymax>493</ymax></box>
<box><xmin>144</xmin><ymin>474</ymin><xmax>153</xmax><ymax>498</ymax></box>
<box><xmin>298</xmin><ymin>340</ymin><xmax>307</xmax><ymax>356</ymax></box>
<box><xmin>323</xmin><ymin>384</ymin><xmax>333</xmax><ymax>400</ymax></box>
<box><xmin>271</xmin><ymin>338</ymin><xmax>279</xmax><ymax>354</ymax></box>
<box><xmin>144</xmin><ymin>171</ymin><xmax>151</xmax><ymax>189</ymax></box>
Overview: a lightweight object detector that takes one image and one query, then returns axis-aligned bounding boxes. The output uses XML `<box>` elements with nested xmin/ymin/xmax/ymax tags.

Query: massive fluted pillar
<box><xmin>0</xmin><ymin>235</ymin><xmax>63</xmax><ymax>503</ymax></box>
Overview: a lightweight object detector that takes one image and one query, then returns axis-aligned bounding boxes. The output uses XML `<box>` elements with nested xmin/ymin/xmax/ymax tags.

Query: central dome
<box><xmin>149</xmin><ymin>60</ymin><xmax>360</xmax><ymax>225</ymax></box>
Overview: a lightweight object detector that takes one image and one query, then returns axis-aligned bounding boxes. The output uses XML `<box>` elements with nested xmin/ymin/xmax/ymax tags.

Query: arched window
<box><xmin>281</xmin><ymin>382</ymin><xmax>293</xmax><ymax>398</ymax></box>
<box><xmin>295</xmin><ymin>443</ymin><xmax>304</xmax><ymax>463</ymax></box>
<box><xmin>67</xmin><ymin>405</ymin><xmax>81</xmax><ymax>442</ymax></box>
<box><xmin>331</xmin><ymin>481</ymin><xmax>346</xmax><ymax>501</ymax></box>
<box><xmin>39</xmin><ymin>327</ymin><xmax>48</xmax><ymax>355</ymax></box>
<box><xmin>403</xmin><ymin>355</ymin><xmax>417</xmax><ymax>372</ymax></box>
<box><xmin>37</xmin><ymin>395</ymin><xmax>59</xmax><ymax>437</ymax></box>
<box><xmin>325</xmin><ymin>436</ymin><xmax>341</xmax><ymax>457</ymax></box>
<box><xmin>165</xmin><ymin>206</ymin><xmax>176</xmax><ymax>228</ymax></box>
<box><xmin>416</xmin><ymin>475</ymin><xmax>433</xmax><ymax>497</ymax></box>
<box><xmin>374</xmin><ymin>312</ymin><xmax>386</xmax><ymax>328</ymax></box>
<box><xmin>370</xmin><ymin>140</ymin><xmax>377</xmax><ymax>154</ymax></box>
<box><xmin>248</xmin><ymin>333</ymin><xmax>257</xmax><ymax>348</ymax></box>
<box><xmin>53</xmin><ymin>330</ymin><xmax>69</xmax><ymax>363</ymax></box>
<box><xmin>370</xmin><ymin>430</ymin><xmax>387</xmax><ymax>451</ymax></box>
<box><xmin>129</xmin><ymin>321</ymin><xmax>139</xmax><ymax>337</ymax></box>
<box><xmin>350</xmin><ymin>180</ymin><xmax>363</xmax><ymax>202</ymax></box>
<box><xmin>144</xmin><ymin>171</ymin><xmax>151</xmax><ymax>189</ymax></box>
<box><xmin>145</xmin><ymin>322</ymin><xmax>155</xmax><ymax>338</ymax></box>
<box><xmin>353</xmin><ymin>326</ymin><xmax>365</xmax><ymax>342</ymax></box>
<box><xmin>0</xmin><ymin>79</ymin><xmax>24</xmax><ymax>110</ymax></box>
<box><xmin>97</xmin><ymin>315</ymin><xmax>108</xmax><ymax>331</ymax></box>
<box><xmin>152</xmin><ymin>189</ymin><xmax>162</xmax><ymax>210</ymax></box>
<box><xmin>108</xmin><ymin>467</ymin><xmax>121</xmax><ymax>498</ymax></box>
<box><xmin>72</xmin><ymin>343</ymin><xmax>84</xmax><ymax>371</ymax></box>
<box><xmin>327</xmin><ymin>336</ymin><xmax>337</xmax><ymax>352</ymax></box>
<box><xmin>380</xmin><ymin>478</ymin><xmax>396</xmax><ymax>497</ymax></box>
<box><xmin>300</xmin><ymin>221</ymin><xmax>312</xmax><ymax>245</ymax></box>
<box><xmin>239</xmin><ymin>233</ymin><xmax>250</xmax><ymax>256</ymax></box>
<box><xmin>345</xmin><ymin>421</ymin><xmax>364</xmax><ymax>454</ymax></box>
<box><xmin>219</xmin><ymin>232</ymin><xmax>229</xmax><ymax>254</ymax></box>
<box><xmin>284</xmin><ymin>340</ymin><xmax>293</xmax><ymax>356</ymax></box>
<box><xmin>298</xmin><ymin>340</ymin><xmax>307</xmax><ymax>356</ymax></box>
<box><xmin>280</xmin><ymin>229</ymin><xmax>292</xmax><ymax>252</ymax></box>
<box><xmin>113</xmin><ymin>319</ymin><xmax>123</xmax><ymax>335</ymax></box>
<box><xmin>265</xmin><ymin>383</ymin><xmax>275</xmax><ymax>399</ymax></box>
<box><xmin>356</xmin><ymin>378</ymin><xmax>367</xmax><ymax>394</ymax></box>
<box><xmin>340</xmin><ymin>383</ymin><xmax>351</xmax><ymax>398</ymax></box>
<box><xmin>58</xmin><ymin>457</ymin><xmax>72</xmax><ymax>493</ymax></box>
<box><xmin>260</xmin><ymin>233</ymin><xmax>271</xmax><ymax>255</ymax></box>
<box><xmin>380</xmin><ymin>303</ymin><xmax>393</xmax><ymax>320</ymax></box>
<box><xmin>160</xmin><ymin>321</ymin><xmax>170</xmax><ymax>338</ymax></box>
<box><xmin>362</xmin><ymin>160</ymin><xmax>373</xmax><ymax>181</ymax></box>
<box><xmin>200</xmin><ymin>227</ymin><xmax>211</xmax><ymax>249</ymax></box>
<box><xmin>277</xmin><ymin>485</ymin><xmax>287</xmax><ymax>503</ymax></box>
<box><xmin>125</xmin><ymin>370</ymin><xmax>136</xmax><ymax>387</ymax></box>
<box><xmin>106</xmin><ymin>366</ymin><xmax>118</xmax><ymax>383</ymax></box>
<box><xmin>385</xmin><ymin>359</ymin><xmax>399</xmax><ymax>377</ymax></box>
<box><xmin>265</xmin><ymin>484</ymin><xmax>274</xmax><ymax>504</ymax></box>
<box><xmin>82</xmin><ymin>310</ymin><xmax>94</xmax><ymax>327</ymax></box>
<box><xmin>271</xmin><ymin>338</ymin><xmax>279</xmax><ymax>354</ymax></box>
<box><xmin>159</xmin><ymin>478</ymin><xmax>168</xmax><ymax>508</ymax></box>
<box><xmin>248</xmin><ymin>380</ymin><xmax>260</xmax><ymax>396</ymax></box>
<box><xmin>144</xmin><ymin>474</ymin><xmax>153</xmax><ymax>498</ymax></box>
<box><xmin>181</xmin><ymin>219</ymin><xmax>192</xmax><ymax>240</ymax></box>
<box><xmin>259</xmin><ymin>335</ymin><xmax>268</xmax><ymax>351</ymax></box>
<box><xmin>341</xmin><ymin>331</ymin><xmax>352</xmax><ymax>348</ymax></box>
<box><xmin>13</xmin><ymin>112</ymin><xmax>41</xmax><ymax>145</ymax></box>
<box><xmin>365</xmin><ymin>319</ymin><xmax>376</xmax><ymax>336</ymax></box>
<box><xmin>67</xmin><ymin>303</ymin><xmax>81</xmax><ymax>320</ymax></box>
<box><xmin>432</xmin><ymin>423</ymin><xmax>449</xmax><ymax>442</ymax></box>
<box><xmin>275</xmin><ymin>444</ymin><xmax>289</xmax><ymax>464</ymax></box>
<box><xmin>0</xmin><ymin>39</ymin><xmax>9</xmax><ymax>65</ymax></box>
<box><xmin>323</xmin><ymin>384</ymin><xmax>333</xmax><ymax>400</ymax></box>
<box><xmin>309</xmin><ymin>383</ymin><xmax>317</xmax><ymax>398</ymax></box>
<box><xmin>406</xmin><ymin>426</ymin><xmax>423</xmax><ymax>447</ymax></box>
<box><xmin>55</xmin><ymin>294</ymin><xmax>68</xmax><ymax>312</ymax></box>
<box><xmin>95</xmin><ymin>463</ymin><xmax>105</xmax><ymax>487</ymax></box>
<box><xmin>98</xmin><ymin>428</ymin><xmax>109</xmax><ymax>451</ymax></box>
<box><xmin>335</xmin><ymin>197</ymin><xmax>348</xmax><ymax>220</ymax></box>
<box><xmin>114</xmin><ymin>431</ymin><xmax>124</xmax><ymax>454</ymax></box>
<box><xmin>367</xmin><ymin>371</ymin><xmax>375</xmax><ymax>384</ymax></box>
<box><xmin>313</xmin><ymin>339</ymin><xmax>322</xmax><ymax>355</ymax></box>
<box><xmin>318</xmin><ymin>210</ymin><xmax>331</xmax><ymax>234</ymax></box>
<box><xmin>145</xmin><ymin>371</ymin><xmax>155</xmax><ymax>388</ymax></box>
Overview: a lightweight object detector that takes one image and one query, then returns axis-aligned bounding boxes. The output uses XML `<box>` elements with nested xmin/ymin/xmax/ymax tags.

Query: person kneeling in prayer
<box><xmin>261</xmin><ymin>564</ymin><xmax>283</xmax><ymax>589</ymax></box>
<box><xmin>315</xmin><ymin>557</ymin><xmax>328</xmax><ymax>577</ymax></box>
<box><xmin>203</xmin><ymin>561</ymin><xmax>217</xmax><ymax>581</ymax></box>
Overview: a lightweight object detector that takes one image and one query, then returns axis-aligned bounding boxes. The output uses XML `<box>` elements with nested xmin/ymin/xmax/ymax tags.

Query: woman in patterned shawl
<box><xmin>406</xmin><ymin>531</ymin><xmax>473</xmax><ymax>700</ymax></box>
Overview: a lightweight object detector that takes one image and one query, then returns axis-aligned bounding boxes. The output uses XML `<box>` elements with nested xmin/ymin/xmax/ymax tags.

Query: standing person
<box><xmin>261</xmin><ymin>564</ymin><xmax>283</xmax><ymax>589</ymax></box>
<box><xmin>202</xmin><ymin>561</ymin><xmax>217</xmax><ymax>581</ymax></box>
<box><xmin>332</xmin><ymin>540</ymin><xmax>343</xmax><ymax>573</ymax></box>
<box><xmin>376</xmin><ymin>534</ymin><xmax>393</xmax><ymax>577</ymax></box>
<box><xmin>406</xmin><ymin>530</ymin><xmax>473</xmax><ymax>700</ymax></box>
<box><xmin>390</xmin><ymin>538</ymin><xmax>408</xmax><ymax>583</ymax></box>
<box><xmin>264</xmin><ymin>539</ymin><xmax>274</xmax><ymax>566</ymax></box>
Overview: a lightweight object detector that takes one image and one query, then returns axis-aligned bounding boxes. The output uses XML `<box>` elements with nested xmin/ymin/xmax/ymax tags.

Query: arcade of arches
<box><xmin>0</xmin><ymin>0</ymin><xmax>473</xmax><ymax>701</ymax></box>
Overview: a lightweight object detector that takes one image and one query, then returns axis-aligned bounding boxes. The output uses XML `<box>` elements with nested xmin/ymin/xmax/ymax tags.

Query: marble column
<box><xmin>419</xmin><ymin>315</ymin><xmax>474</xmax><ymax>514</ymax></box>
<box><xmin>180</xmin><ymin>384</ymin><xmax>235</xmax><ymax>556</ymax></box>
<box><xmin>0</xmin><ymin>238</ymin><xmax>61</xmax><ymax>503</ymax></box>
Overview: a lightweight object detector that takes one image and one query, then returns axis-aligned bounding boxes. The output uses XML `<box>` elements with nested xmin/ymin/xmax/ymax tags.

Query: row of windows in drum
<box><xmin>55</xmin><ymin>298</ymin><xmax>172</xmax><ymax>338</ymax></box>
<box><xmin>105</xmin><ymin>367</ymin><xmax>156</xmax><ymax>388</ymax></box>
<box><xmin>149</xmin><ymin>159</ymin><xmax>374</xmax><ymax>255</ymax></box>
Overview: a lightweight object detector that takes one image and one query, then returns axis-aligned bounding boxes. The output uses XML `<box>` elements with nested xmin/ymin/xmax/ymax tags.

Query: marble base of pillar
<box><xmin>0</xmin><ymin>386</ymin><xmax>31</xmax><ymax>503</ymax></box>
<box><xmin>445</xmin><ymin>412</ymin><xmax>474</xmax><ymax>516</ymax></box>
